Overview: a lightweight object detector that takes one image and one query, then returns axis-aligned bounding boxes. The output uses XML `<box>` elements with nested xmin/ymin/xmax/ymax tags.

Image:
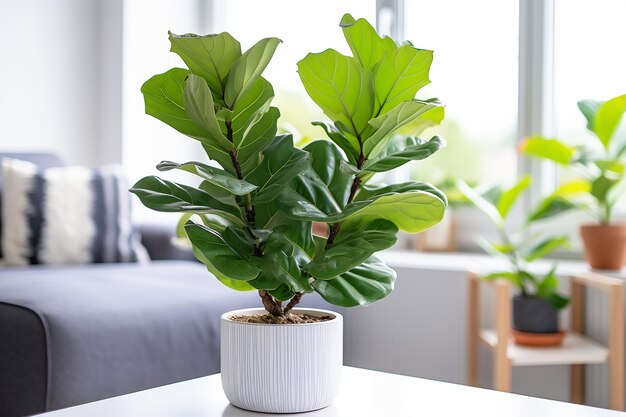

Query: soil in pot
<box><xmin>229</xmin><ymin>312</ymin><xmax>334</xmax><ymax>324</ymax></box>
<box><xmin>580</xmin><ymin>224</ymin><xmax>626</xmax><ymax>270</ymax></box>
<box><xmin>512</xmin><ymin>295</ymin><xmax>564</xmax><ymax>346</ymax></box>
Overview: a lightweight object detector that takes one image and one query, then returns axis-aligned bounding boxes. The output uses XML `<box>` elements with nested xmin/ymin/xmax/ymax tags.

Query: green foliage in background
<box><xmin>130</xmin><ymin>15</ymin><xmax>447</xmax><ymax>316</ymax></box>
<box><xmin>458</xmin><ymin>177</ymin><xmax>570</xmax><ymax>309</ymax></box>
<box><xmin>521</xmin><ymin>94</ymin><xmax>626</xmax><ymax>224</ymax></box>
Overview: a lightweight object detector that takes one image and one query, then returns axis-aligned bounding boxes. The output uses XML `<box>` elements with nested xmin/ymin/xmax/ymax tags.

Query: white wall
<box><xmin>0</xmin><ymin>0</ymin><xmax>123</xmax><ymax>166</ymax></box>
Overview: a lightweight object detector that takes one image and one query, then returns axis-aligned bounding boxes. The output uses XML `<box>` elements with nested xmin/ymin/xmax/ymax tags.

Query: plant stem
<box><xmin>259</xmin><ymin>290</ymin><xmax>283</xmax><ymax>316</ymax></box>
<box><xmin>326</xmin><ymin>151</ymin><xmax>366</xmax><ymax>247</ymax></box>
<box><xmin>283</xmin><ymin>292</ymin><xmax>304</xmax><ymax>314</ymax></box>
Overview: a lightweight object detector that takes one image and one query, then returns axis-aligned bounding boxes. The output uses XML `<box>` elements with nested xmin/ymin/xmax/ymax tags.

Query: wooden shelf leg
<box><xmin>494</xmin><ymin>281</ymin><xmax>511</xmax><ymax>392</ymax></box>
<box><xmin>468</xmin><ymin>274</ymin><xmax>479</xmax><ymax>387</ymax></box>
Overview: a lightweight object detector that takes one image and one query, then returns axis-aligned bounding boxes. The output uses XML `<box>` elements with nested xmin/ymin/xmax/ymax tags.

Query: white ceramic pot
<box><xmin>221</xmin><ymin>308</ymin><xmax>343</xmax><ymax>413</ymax></box>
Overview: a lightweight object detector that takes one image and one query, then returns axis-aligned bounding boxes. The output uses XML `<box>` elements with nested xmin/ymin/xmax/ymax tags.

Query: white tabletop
<box><xmin>38</xmin><ymin>367</ymin><xmax>621</xmax><ymax>416</ymax></box>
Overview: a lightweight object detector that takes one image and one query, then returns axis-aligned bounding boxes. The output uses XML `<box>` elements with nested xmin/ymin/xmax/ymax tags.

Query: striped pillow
<box><xmin>1</xmin><ymin>158</ymin><xmax>148</xmax><ymax>266</ymax></box>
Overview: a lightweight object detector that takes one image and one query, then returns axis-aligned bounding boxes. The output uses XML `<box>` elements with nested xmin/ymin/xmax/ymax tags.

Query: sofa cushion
<box><xmin>1</xmin><ymin>158</ymin><xmax>147</xmax><ymax>265</ymax></box>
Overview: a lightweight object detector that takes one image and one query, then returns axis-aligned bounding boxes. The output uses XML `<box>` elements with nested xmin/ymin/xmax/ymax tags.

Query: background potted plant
<box><xmin>521</xmin><ymin>94</ymin><xmax>626</xmax><ymax>269</ymax></box>
<box><xmin>130</xmin><ymin>14</ymin><xmax>447</xmax><ymax>413</ymax></box>
<box><xmin>458</xmin><ymin>177</ymin><xmax>570</xmax><ymax>346</ymax></box>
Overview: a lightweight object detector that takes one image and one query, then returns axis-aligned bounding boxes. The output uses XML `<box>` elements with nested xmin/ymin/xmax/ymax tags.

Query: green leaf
<box><xmin>594</xmin><ymin>94</ymin><xmax>626</xmax><ymax>148</ymax></box>
<box><xmin>550</xmin><ymin>292</ymin><xmax>570</xmax><ymax>310</ymax></box>
<box><xmin>311</xmin><ymin>121</ymin><xmax>360</xmax><ymax>165</ymax></box>
<box><xmin>157</xmin><ymin>160</ymin><xmax>256</xmax><ymax>196</ymax></box>
<box><xmin>186</xmin><ymin>223</ymin><xmax>260</xmax><ymax>281</ymax></box>
<box><xmin>182</xmin><ymin>74</ymin><xmax>233</xmax><ymax>151</ymax></box>
<box><xmin>361</xmin><ymin>135</ymin><xmax>445</xmax><ymax>173</ymax></box>
<box><xmin>520</xmin><ymin>137</ymin><xmax>575</xmax><ymax>165</ymax></box>
<box><xmin>238</xmin><ymin>107</ymin><xmax>281</xmax><ymax>175</ymax></box>
<box><xmin>554</xmin><ymin>180</ymin><xmax>591</xmax><ymax>196</ymax></box>
<box><xmin>129</xmin><ymin>176</ymin><xmax>244</xmax><ymax>225</ymax></box>
<box><xmin>528</xmin><ymin>196</ymin><xmax>577</xmax><ymax>222</ymax></box>
<box><xmin>340</xmin><ymin>13</ymin><xmax>396</xmax><ymax>70</ymax></box>
<box><xmin>475</xmin><ymin>237</ymin><xmax>514</xmax><ymax>258</ymax></box>
<box><xmin>312</xmin><ymin>254</ymin><xmax>396</xmax><ymax>307</ymax></box>
<box><xmin>230</xmin><ymin>77</ymin><xmax>274</xmax><ymax>146</ymax></box>
<box><xmin>342</xmin><ymin>190</ymin><xmax>445</xmax><ymax>233</ymax></box>
<box><xmin>354</xmin><ymin>181</ymin><xmax>447</xmax><ymax>205</ymax></box>
<box><xmin>457</xmin><ymin>180</ymin><xmax>503</xmax><ymax>228</ymax></box>
<box><xmin>298</xmin><ymin>49</ymin><xmax>375</xmax><ymax>137</ymax></box>
<box><xmin>496</xmin><ymin>175</ymin><xmax>530</xmax><ymax>219</ymax></box>
<box><xmin>536</xmin><ymin>266</ymin><xmax>558</xmax><ymax>299</ymax></box>
<box><xmin>191</xmin><ymin>245</ymin><xmax>255</xmax><ymax>291</ymax></box>
<box><xmin>245</xmin><ymin>134</ymin><xmax>310</xmax><ymax>203</ymax></box>
<box><xmin>224</xmin><ymin>37</ymin><xmax>282</xmax><ymax>107</ymax></box>
<box><xmin>482</xmin><ymin>271</ymin><xmax>522</xmax><ymax>287</ymax></box>
<box><xmin>523</xmin><ymin>236</ymin><xmax>569</xmax><ymax>262</ymax></box>
<box><xmin>306</xmin><ymin>219</ymin><xmax>398</xmax><ymax>279</ymax></box>
<box><xmin>141</xmin><ymin>68</ymin><xmax>209</xmax><ymax>141</ymax></box>
<box><xmin>362</xmin><ymin>100</ymin><xmax>442</xmax><ymax>156</ymax></box>
<box><xmin>374</xmin><ymin>45</ymin><xmax>433</xmax><ymax>115</ymax></box>
<box><xmin>591</xmin><ymin>174</ymin><xmax>618</xmax><ymax>203</ymax></box>
<box><xmin>168</xmin><ymin>32</ymin><xmax>241</xmax><ymax>97</ymax></box>
<box><xmin>303</xmin><ymin>140</ymin><xmax>354</xmax><ymax>208</ymax></box>
<box><xmin>577</xmin><ymin>99</ymin><xmax>604</xmax><ymax>132</ymax></box>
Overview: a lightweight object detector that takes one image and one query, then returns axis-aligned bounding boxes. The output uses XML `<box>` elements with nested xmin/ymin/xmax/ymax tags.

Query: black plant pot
<box><xmin>512</xmin><ymin>295</ymin><xmax>559</xmax><ymax>334</ymax></box>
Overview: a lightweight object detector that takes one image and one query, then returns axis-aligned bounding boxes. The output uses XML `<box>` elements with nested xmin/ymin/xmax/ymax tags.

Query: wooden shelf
<box><xmin>480</xmin><ymin>330</ymin><xmax>609</xmax><ymax>366</ymax></box>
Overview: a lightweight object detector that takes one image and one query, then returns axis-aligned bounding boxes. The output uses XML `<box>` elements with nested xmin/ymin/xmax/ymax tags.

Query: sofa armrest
<box><xmin>140</xmin><ymin>223</ymin><xmax>197</xmax><ymax>261</ymax></box>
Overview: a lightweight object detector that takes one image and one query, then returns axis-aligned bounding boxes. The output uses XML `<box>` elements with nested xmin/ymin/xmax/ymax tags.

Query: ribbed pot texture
<box><xmin>221</xmin><ymin>308</ymin><xmax>343</xmax><ymax>413</ymax></box>
<box><xmin>580</xmin><ymin>224</ymin><xmax>626</xmax><ymax>270</ymax></box>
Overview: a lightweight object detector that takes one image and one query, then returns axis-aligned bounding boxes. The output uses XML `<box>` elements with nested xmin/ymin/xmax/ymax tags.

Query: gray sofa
<box><xmin>0</xmin><ymin>154</ymin><xmax>331</xmax><ymax>416</ymax></box>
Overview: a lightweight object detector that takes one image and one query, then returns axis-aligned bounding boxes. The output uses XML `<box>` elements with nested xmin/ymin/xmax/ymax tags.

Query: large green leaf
<box><xmin>129</xmin><ymin>176</ymin><xmax>244</xmax><ymax>225</ymax></box>
<box><xmin>311</xmin><ymin>121</ymin><xmax>360</xmax><ymax>165</ymax></box>
<box><xmin>577</xmin><ymin>99</ymin><xmax>604</xmax><ymax>132</ymax></box>
<box><xmin>374</xmin><ymin>45</ymin><xmax>433</xmax><ymax>115</ymax></box>
<box><xmin>231</xmin><ymin>77</ymin><xmax>274</xmax><ymax>146</ymax></box>
<box><xmin>591</xmin><ymin>174</ymin><xmax>618</xmax><ymax>203</ymax></box>
<box><xmin>183</xmin><ymin>74</ymin><xmax>233</xmax><ymax>151</ymax></box>
<box><xmin>306</xmin><ymin>219</ymin><xmax>397</xmax><ymax>279</ymax></box>
<box><xmin>156</xmin><ymin>160</ymin><xmax>256</xmax><ymax>195</ymax></box>
<box><xmin>141</xmin><ymin>68</ymin><xmax>208</xmax><ymax>140</ymax></box>
<box><xmin>527</xmin><ymin>196</ymin><xmax>577</xmax><ymax>222</ymax></box>
<box><xmin>342</xmin><ymin>191</ymin><xmax>445</xmax><ymax>233</ymax></box>
<box><xmin>520</xmin><ymin>137</ymin><xmax>575</xmax><ymax>165</ymax></box>
<box><xmin>224</xmin><ymin>37</ymin><xmax>281</xmax><ymax>107</ymax></box>
<box><xmin>457</xmin><ymin>180</ymin><xmax>503</xmax><ymax>228</ymax></box>
<box><xmin>238</xmin><ymin>106</ymin><xmax>280</xmax><ymax>174</ymax></box>
<box><xmin>523</xmin><ymin>236</ymin><xmax>569</xmax><ymax>262</ymax></box>
<box><xmin>304</xmin><ymin>141</ymin><xmax>354</xmax><ymax>208</ymax></box>
<box><xmin>362</xmin><ymin>100</ymin><xmax>441</xmax><ymax>156</ymax></box>
<box><xmin>594</xmin><ymin>94</ymin><xmax>626</xmax><ymax>148</ymax></box>
<box><xmin>169</xmin><ymin>32</ymin><xmax>241</xmax><ymax>97</ymax></box>
<box><xmin>191</xmin><ymin>245</ymin><xmax>255</xmax><ymax>291</ymax></box>
<box><xmin>354</xmin><ymin>181</ymin><xmax>447</xmax><ymax>205</ymax></box>
<box><xmin>339</xmin><ymin>13</ymin><xmax>396</xmax><ymax>70</ymax></box>
<box><xmin>361</xmin><ymin>135</ymin><xmax>444</xmax><ymax>173</ymax></box>
<box><xmin>245</xmin><ymin>134</ymin><xmax>310</xmax><ymax>203</ymax></box>
<box><xmin>185</xmin><ymin>223</ymin><xmax>260</xmax><ymax>281</ymax></box>
<box><xmin>496</xmin><ymin>175</ymin><xmax>530</xmax><ymax>219</ymax></box>
<box><xmin>312</xmin><ymin>254</ymin><xmax>396</xmax><ymax>307</ymax></box>
<box><xmin>298</xmin><ymin>49</ymin><xmax>375</xmax><ymax>138</ymax></box>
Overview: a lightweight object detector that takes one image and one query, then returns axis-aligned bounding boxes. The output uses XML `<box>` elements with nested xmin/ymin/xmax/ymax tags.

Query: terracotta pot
<box><xmin>580</xmin><ymin>224</ymin><xmax>626</xmax><ymax>270</ymax></box>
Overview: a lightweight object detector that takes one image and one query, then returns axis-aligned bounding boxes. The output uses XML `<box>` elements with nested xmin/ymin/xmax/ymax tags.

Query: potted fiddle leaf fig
<box><xmin>521</xmin><ymin>94</ymin><xmax>626</xmax><ymax>269</ymax></box>
<box><xmin>130</xmin><ymin>14</ymin><xmax>447</xmax><ymax>413</ymax></box>
<box><xmin>458</xmin><ymin>177</ymin><xmax>570</xmax><ymax>346</ymax></box>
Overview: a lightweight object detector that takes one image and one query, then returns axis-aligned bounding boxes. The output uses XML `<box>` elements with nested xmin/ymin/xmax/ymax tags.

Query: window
<box><xmin>554</xmin><ymin>0</ymin><xmax>626</xmax><ymax>211</ymax></box>
<box><xmin>403</xmin><ymin>0</ymin><xmax>519</xmax><ymax>187</ymax></box>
